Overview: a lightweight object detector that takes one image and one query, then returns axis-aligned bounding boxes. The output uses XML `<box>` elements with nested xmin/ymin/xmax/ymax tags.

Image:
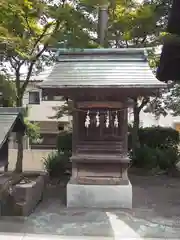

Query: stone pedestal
<box><xmin>67</xmin><ymin>154</ymin><xmax>132</xmax><ymax>209</ymax></box>
<box><xmin>67</xmin><ymin>181</ymin><xmax>132</xmax><ymax>208</ymax></box>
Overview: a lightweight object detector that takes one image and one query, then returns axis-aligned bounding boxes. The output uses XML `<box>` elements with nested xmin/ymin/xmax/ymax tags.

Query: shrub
<box><xmin>128</xmin><ymin>126</ymin><xmax>180</xmax><ymax>170</ymax></box>
<box><xmin>130</xmin><ymin>145</ymin><xmax>180</xmax><ymax>170</ymax></box>
<box><xmin>128</xmin><ymin>126</ymin><xmax>179</xmax><ymax>150</ymax></box>
<box><xmin>129</xmin><ymin>145</ymin><xmax>158</xmax><ymax>169</ymax></box>
<box><xmin>43</xmin><ymin>151</ymin><xmax>70</xmax><ymax>177</ymax></box>
<box><xmin>157</xmin><ymin>146</ymin><xmax>179</xmax><ymax>170</ymax></box>
<box><xmin>57</xmin><ymin>131</ymin><xmax>72</xmax><ymax>153</ymax></box>
<box><xmin>138</xmin><ymin>127</ymin><xmax>179</xmax><ymax>148</ymax></box>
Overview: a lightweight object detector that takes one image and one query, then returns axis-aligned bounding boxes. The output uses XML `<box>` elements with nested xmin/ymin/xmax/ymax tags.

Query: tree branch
<box><xmin>21</xmin><ymin>19</ymin><xmax>61</xmax><ymax>96</ymax></box>
<box><xmin>138</xmin><ymin>97</ymin><xmax>150</xmax><ymax>112</ymax></box>
<box><xmin>20</xmin><ymin>60</ymin><xmax>35</xmax><ymax>97</ymax></box>
<box><xmin>24</xmin><ymin>14</ymin><xmax>35</xmax><ymax>37</ymax></box>
<box><xmin>31</xmin><ymin>22</ymin><xmax>52</xmax><ymax>55</ymax></box>
<box><xmin>8</xmin><ymin>57</ymin><xmax>16</xmax><ymax>70</ymax></box>
<box><xmin>141</xmin><ymin>36</ymin><xmax>147</xmax><ymax>44</ymax></box>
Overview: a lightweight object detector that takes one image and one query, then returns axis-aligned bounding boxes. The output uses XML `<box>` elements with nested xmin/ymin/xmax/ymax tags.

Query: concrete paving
<box><xmin>1</xmin><ymin>174</ymin><xmax>180</xmax><ymax>239</ymax></box>
<box><xmin>1</xmin><ymin>202</ymin><xmax>180</xmax><ymax>239</ymax></box>
<box><xmin>1</xmin><ymin>208</ymin><xmax>180</xmax><ymax>239</ymax></box>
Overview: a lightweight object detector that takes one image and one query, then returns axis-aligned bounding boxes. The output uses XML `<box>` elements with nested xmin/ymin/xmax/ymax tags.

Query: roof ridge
<box><xmin>55</xmin><ymin>48</ymin><xmax>146</xmax><ymax>57</ymax></box>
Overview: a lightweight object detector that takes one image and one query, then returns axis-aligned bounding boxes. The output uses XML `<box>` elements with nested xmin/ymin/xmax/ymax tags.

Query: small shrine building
<box><xmin>40</xmin><ymin>48</ymin><xmax>165</xmax><ymax>208</ymax></box>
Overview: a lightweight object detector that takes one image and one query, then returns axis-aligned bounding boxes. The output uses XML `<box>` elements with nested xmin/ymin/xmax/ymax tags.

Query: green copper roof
<box><xmin>40</xmin><ymin>48</ymin><xmax>166</xmax><ymax>89</ymax></box>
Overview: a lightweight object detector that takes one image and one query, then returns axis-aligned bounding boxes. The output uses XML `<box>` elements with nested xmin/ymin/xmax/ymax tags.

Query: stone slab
<box><xmin>13</xmin><ymin>174</ymin><xmax>46</xmax><ymax>216</ymax></box>
<box><xmin>67</xmin><ymin>181</ymin><xmax>132</xmax><ymax>208</ymax></box>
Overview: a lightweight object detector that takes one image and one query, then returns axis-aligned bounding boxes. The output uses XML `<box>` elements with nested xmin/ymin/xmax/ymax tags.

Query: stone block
<box><xmin>67</xmin><ymin>181</ymin><xmax>132</xmax><ymax>209</ymax></box>
<box><xmin>13</xmin><ymin>173</ymin><xmax>47</xmax><ymax>216</ymax></box>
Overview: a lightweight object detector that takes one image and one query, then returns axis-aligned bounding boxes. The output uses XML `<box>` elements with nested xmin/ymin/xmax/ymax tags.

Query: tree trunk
<box><xmin>132</xmin><ymin>99</ymin><xmax>140</xmax><ymax>157</ymax></box>
<box><xmin>15</xmin><ymin>97</ymin><xmax>24</xmax><ymax>173</ymax></box>
<box><xmin>15</xmin><ymin>132</ymin><xmax>23</xmax><ymax>173</ymax></box>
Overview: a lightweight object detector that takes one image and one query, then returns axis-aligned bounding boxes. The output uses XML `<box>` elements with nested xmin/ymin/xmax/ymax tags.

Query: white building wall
<box><xmin>128</xmin><ymin>109</ymin><xmax>180</xmax><ymax>129</ymax></box>
<box><xmin>22</xmin><ymin>82</ymin><xmax>70</xmax><ymax>123</ymax></box>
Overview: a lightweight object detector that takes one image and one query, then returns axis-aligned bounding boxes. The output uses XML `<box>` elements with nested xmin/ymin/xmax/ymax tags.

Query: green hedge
<box><xmin>128</xmin><ymin>126</ymin><xmax>180</xmax><ymax>150</ymax></box>
<box><xmin>129</xmin><ymin>145</ymin><xmax>179</xmax><ymax>170</ymax></box>
<box><xmin>128</xmin><ymin>126</ymin><xmax>180</xmax><ymax>170</ymax></box>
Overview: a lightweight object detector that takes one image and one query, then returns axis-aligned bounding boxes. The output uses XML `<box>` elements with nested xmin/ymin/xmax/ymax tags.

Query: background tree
<box><xmin>162</xmin><ymin>84</ymin><xmax>180</xmax><ymax>116</ymax></box>
<box><xmin>157</xmin><ymin>0</ymin><xmax>180</xmax><ymax>82</ymax></box>
<box><xmin>0</xmin><ymin>0</ymin><xmax>97</xmax><ymax>173</ymax></box>
<box><xmin>84</xmin><ymin>0</ymin><xmax>170</xmax><ymax>151</ymax></box>
<box><xmin>106</xmin><ymin>0</ymin><xmax>170</xmax><ymax>151</ymax></box>
<box><xmin>0</xmin><ymin>74</ymin><xmax>16</xmax><ymax>107</ymax></box>
<box><xmin>40</xmin><ymin>0</ymin><xmax>171</xmax><ymax>155</ymax></box>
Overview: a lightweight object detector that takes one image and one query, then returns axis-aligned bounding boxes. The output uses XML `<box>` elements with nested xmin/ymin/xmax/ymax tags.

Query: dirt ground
<box><xmin>41</xmin><ymin>173</ymin><xmax>180</xmax><ymax>219</ymax></box>
<box><xmin>129</xmin><ymin>173</ymin><xmax>180</xmax><ymax>219</ymax></box>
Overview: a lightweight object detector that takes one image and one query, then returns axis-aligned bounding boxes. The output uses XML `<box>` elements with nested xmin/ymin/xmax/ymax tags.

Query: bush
<box><xmin>56</xmin><ymin>131</ymin><xmax>72</xmax><ymax>153</ymax></box>
<box><xmin>43</xmin><ymin>151</ymin><xmax>70</xmax><ymax>177</ymax></box>
<box><xmin>139</xmin><ymin>127</ymin><xmax>179</xmax><ymax>147</ymax></box>
<box><xmin>128</xmin><ymin>126</ymin><xmax>180</xmax><ymax>170</ymax></box>
<box><xmin>130</xmin><ymin>145</ymin><xmax>180</xmax><ymax>170</ymax></box>
<box><xmin>128</xmin><ymin>126</ymin><xmax>179</xmax><ymax>150</ymax></box>
<box><xmin>157</xmin><ymin>146</ymin><xmax>179</xmax><ymax>170</ymax></box>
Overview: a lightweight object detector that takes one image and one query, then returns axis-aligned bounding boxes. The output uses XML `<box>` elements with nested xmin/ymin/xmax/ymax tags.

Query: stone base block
<box><xmin>67</xmin><ymin>181</ymin><xmax>132</xmax><ymax>209</ymax></box>
<box><xmin>13</xmin><ymin>174</ymin><xmax>47</xmax><ymax>216</ymax></box>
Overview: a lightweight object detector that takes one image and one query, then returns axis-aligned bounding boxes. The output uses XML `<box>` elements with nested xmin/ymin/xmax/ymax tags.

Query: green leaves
<box><xmin>107</xmin><ymin>0</ymin><xmax>167</xmax><ymax>48</ymax></box>
<box><xmin>0</xmin><ymin>0</ymin><xmax>99</xmax><ymax>105</ymax></box>
<box><xmin>163</xmin><ymin>84</ymin><xmax>180</xmax><ymax>117</ymax></box>
<box><xmin>24</xmin><ymin>118</ymin><xmax>41</xmax><ymax>142</ymax></box>
<box><xmin>0</xmin><ymin>74</ymin><xmax>16</xmax><ymax>107</ymax></box>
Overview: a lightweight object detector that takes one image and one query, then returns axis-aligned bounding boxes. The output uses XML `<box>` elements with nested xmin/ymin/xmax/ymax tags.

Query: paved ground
<box><xmin>1</xmin><ymin>174</ymin><xmax>180</xmax><ymax>239</ymax></box>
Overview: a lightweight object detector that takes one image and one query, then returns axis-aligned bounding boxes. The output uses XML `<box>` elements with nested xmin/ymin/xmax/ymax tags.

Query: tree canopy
<box><xmin>0</xmin><ymin>0</ymin><xmax>173</xmax><ymax>172</ymax></box>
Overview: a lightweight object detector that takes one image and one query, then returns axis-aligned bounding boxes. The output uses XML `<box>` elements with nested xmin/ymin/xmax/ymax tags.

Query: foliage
<box><xmin>156</xmin><ymin>0</ymin><xmax>180</xmax><ymax>82</ymax></box>
<box><xmin>128</xmin><ymin>126</ymin><xmax>179</xmax><ymax>150</ymax></box>
<box><xmin>143</xmin><ymin>82</ymin><xmax>180</xmax><ymax>120</ymax></box>
<box><xmin>53</xmin><ymin>0</ymin><xmax>169</xmax><ymax>122</ymax></box>
<box><xmin>0</xmin><ymin>75</ymin><xmax>41</xmax><ymax>145</ymax></box>
<box><xmin>43</xmin><ymin>151</ymin><xmax>70</xmax><ymax>177</ymax></box>
<box><xmin>163</xmin><ymin>84</ymin><xmax>180</xmax><ymax>116</ymax></box>
<box><xmin>0</xmin><ymin>0</ymin><xmax>172</xmax><ymax>172</ymax></box>
<box><xmin>139</xmin><ymin>126</ymin><xmax>179</xmax><ymax>147</ymax></box>
<box><xmin>0</xmin><ymin>74</ymin><xmax>16</xmax><ymax>106</ymax></box>
<box><xmin>129</xmin><ymin>126</ymin><xmax>180</xmax><ymax>170</ymax></box>
<box><xmin>24</xmin><ymin>119</ymin><xmax>41</xmax><ymax>143</ymax></box>
<box><xmin>99</xmin><ymin>0</ymin><xmax>170</xmax><ymax>155</ymax></box>
<box><xmin>52</xmin><ymin>99</ymin><xmax>73</xmax><ymax>120</ymax></box>
<box><xmin>0</xmin><ymin>0</ymin><xmax>96</xmax><ymax>103</ymax></box>
<box><xmin>107</xmin><ymin>0</ymin><xmax>169</xmax><ymax>48</ymax></box>
<box><xmin>0</xmin><ymin>0</ymin><xmax>98</xmax><ymax>173</ymax></box>
<box><xmin>44</xmin><ymin>130</ymin><xmax>72</xmax><ymax>177</ymax></box>
<box><xmin>57</xmin><ymin>130</ymin><xmax>72</xmax><ymax>154</ymax></box>
<box><xmin>130</xmin><ymin>145</ymin><xmax>179</xmax><ymax>170</ymax></box>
